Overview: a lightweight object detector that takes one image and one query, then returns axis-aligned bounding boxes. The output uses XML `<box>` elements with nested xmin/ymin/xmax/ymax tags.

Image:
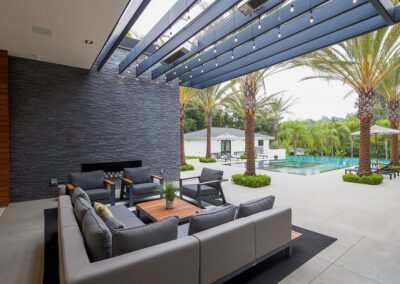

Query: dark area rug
<box><xmin>43</xmin><ymin>209</ymin><xmax>336</xmax><ymax>284</ymax></box>
<box><xmin>226</xmin><ymin>225</ymin><xmax>337</xmax><ymax>284</ymax></box>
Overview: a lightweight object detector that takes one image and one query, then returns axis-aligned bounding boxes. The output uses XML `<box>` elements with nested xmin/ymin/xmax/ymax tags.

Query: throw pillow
<box><xmin>94</xmin><ymin>202</ymin><xmax>113</xmax><ymax>218</ymax></box>
<box><xmin>71</xmin><ymin>187</ymin><xmax>90</xmax><ymax>204</ymax></box>
<box><xmin>188</xmin><ymin>205</ymin><xmax>236</xmax><ymax>235</ymax></box>
<box><xmin>236</xmin><ymin>195</ymin><xmax>275</xmax><ymax>218</ymax></box>
<box><xmin>112</xmin><ymin>216</ymin><xmax>179</xmax><ymax>256</ymax></box>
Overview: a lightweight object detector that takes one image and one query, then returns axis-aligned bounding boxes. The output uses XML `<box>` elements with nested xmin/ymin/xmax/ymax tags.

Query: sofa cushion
<box><xmin>188</xmin><ymin>205</ymin><xmax>236</xmax><ymax>235</ymax></box>
<box><xmin>124</xmin><ymin>166</ymin><xmax>152</xmax><ymax>184</ymax></box>
<box><xmin>181</xmin><ymin>184</ymin><xmax>219</xmax><ymax>197</ymax></box>
<box><xmin>199</xmin><ymin>168</ymin><xmax>223</xmax><ymax>189</ymax></box>
<box><xmin>112</xmin><ymin>216</ymin><xmax>179</xmax><ymax>256</ymax></box>
<box><xmin>132</xmin><ymin>183</ymin><xmax>158</xmax><ymax>195</ymax></box>
<box><xmin>109</xmin><ymin>205</ymin><xmax>145</xmax><ymax>229</ymax></box>
<box><xmin>102</xmin><ymin>215</ymin><xmax>126</xmax><ymax>234</ymax></box>
<box><xmin>94</xmin><ymin>202</ymin><xmax>113</xmax><ymax>217</ymax></box>
<box><xmin>86</xmin><ymin>188</ymin><xmax>110</xmax><ymax>202</ymax></box>
<box><xmin>81</xmin><ymin>208</ymin><xmax>112</xmax><ymax>262</ymax></box>
<box><xmin>69</xmin><ymin>170</ymin><xmax>104</xmax><ymax>190</ymax></box>
<box><xmin>73</xmin><ymin>197</ymin><xmax>92</xmax><ymax>227</ymax></box>
<box><xmin>71</xmin><ymin>187</ymin><xmax>90</xmax><ymax>205</ymax></box>
<box><xmin>236</xmin><ymin>195</ymin><xmax>275</xmax><ymax>219</ymax></box>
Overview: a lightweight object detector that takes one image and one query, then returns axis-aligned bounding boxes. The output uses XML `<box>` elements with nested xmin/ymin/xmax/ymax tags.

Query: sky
<box><xmin>131</xmin><ymin>0</ymin><xmax>358</xmax><ymax>121</ymax></box>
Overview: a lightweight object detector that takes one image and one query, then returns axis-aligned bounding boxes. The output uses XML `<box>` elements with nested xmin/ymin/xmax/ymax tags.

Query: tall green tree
<box><xmin>180</xmin><ymin>87</ymin><xmax>197</xmax><ymax>165</ymax></box>
<box><xmin>378</xmin><ymin>69</ymin><xmax>400</xmax><ymax>165</ymax></box>
<box><xmin>280</xmin><ymin>121</ymin><xmax>305</xmax><ymax>155</ymax></box>
<box><xmin>192</xmin><ymin>84</ymin><xmax>231</xmax><ymax>158</ymax></box>
<box><xmin>292</xmin><ymin>26</ymin><xmax>400</xmax><ymax>175</ymax></box>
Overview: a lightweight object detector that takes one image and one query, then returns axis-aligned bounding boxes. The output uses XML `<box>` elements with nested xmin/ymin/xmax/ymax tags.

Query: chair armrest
<box><xmin>179</xmin><ymin>176</ymin><xmax>200</xmax><ymax>181</ymax></box>
<box><xmin>151</xmin><ymin>175</ymin><xmax>164</xmax><ymax>180</ymax></box>
<box><xmin>122</xmin><ymin>178</ymin><xmax>133</xmax><ymax>184</ymax></box>
<box><xmin>66</xmin><ymin>183</ymin><xmax>75</xmax><ymax>191</ymax></box>
<box><xmin>104</xmin><ymin>179</ymin><xmax>115</xmax><ymax>186</ymax></box>
<box><xmin>198</xmin><ymin>179</ymin><xmax>228</xmax><ymax>186</ymax></box>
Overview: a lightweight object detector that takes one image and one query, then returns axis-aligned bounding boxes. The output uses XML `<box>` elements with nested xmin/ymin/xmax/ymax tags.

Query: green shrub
<box><xmin>180</xmin><ymin>164</ymin><xmax>195</xmax><ymax>171</ymax></box>
<box><xmin>199</xmin><ymin>157</ymin><xmax>217</xmax><ymax>163</ymax></box>
<box><xmin>240</xmin><ymin>154</ymin><xmax>257</xmax><ymax>159</ymax></box>
<box><xmin>335</xmin><ymin>149</ymin><xmax>347</xmax><ymax>157</ymax></box>
<box><xmin>232</xmin><ymin>174</ymin><xmax>271</xmax><ymax>188</ymax></box>
<box><xmin>342</xmin><ymin>173</ymin><xmax>383</xmax><ymax>185</ymax></box>
<box><xmin>269</xmin><ymin>141</ymin><xmax>282</xmax><ymax>149</ymax></box>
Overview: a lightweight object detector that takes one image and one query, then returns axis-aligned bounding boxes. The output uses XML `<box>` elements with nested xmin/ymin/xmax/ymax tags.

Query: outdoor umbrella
<box><xmin>351</xmin><ymin>125</ymin><xmax>400</xmax><ymax>165</ymax></box>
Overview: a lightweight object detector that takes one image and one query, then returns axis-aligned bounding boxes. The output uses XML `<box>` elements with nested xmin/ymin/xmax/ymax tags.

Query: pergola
<box><xmin>97</xmin><ymin>0</ymin><xmax>400</xmax><ymax>89</ymax></box>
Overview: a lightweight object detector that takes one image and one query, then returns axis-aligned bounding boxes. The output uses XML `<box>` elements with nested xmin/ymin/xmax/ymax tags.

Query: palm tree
<box><xmin>180</xmin><ymin>87</ymin><xmax>197</xmax><ymax>165</ymax></box>
<box><xmin>192</xmin><ymin>84</ymin><xmax>231</xmax><ymax>158</ymax></box>
<box><xmin>292</xmin><ymin>26</ymin><xmax>400</xmax><ymax>175</ymax></box>
<box><xmin>280</xmin><ymin>121</ymin><xmax>305</xmax><ymax>155</ymax></box>
<box><xmin>378</xmin><ymin>70</ymin><xmax>400</xmax><ymax>165</ymax></box>
<box><xmin>343</xmin><ymin>114</ymin><xmax>359</xmax><ymax>157</ymax></box>
<box><xmin>230</xmin><ymin>68</ymin><xmax>280</xmax><ymax>175</ymax></box>
<box><xmin>265</xmin><ymin>95</ymin><xmax>298</xmax><ymax>142</ymax></box>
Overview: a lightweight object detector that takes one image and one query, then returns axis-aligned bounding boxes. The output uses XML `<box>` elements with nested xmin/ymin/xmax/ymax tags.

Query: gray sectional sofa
<box><xmin>58</xmin><ymin>195</ymin><xmax>292</xmax><ymax>284</ymax></box>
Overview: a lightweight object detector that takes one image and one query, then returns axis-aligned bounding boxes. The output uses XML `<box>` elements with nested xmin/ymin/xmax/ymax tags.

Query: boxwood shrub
<box><xmin>232</xmin><ymin>174</ymin><xmax>271</xmax><ymax>188</ymax></box>
<box><xmin>342</xmin><ymin>173</ymin><xmax>383</xmax><ymax>185</ymax></box>
<box><xmin>180</xmin><ymin>164</ymin><xmax>195</xmax><ymax>171</ymax></box>
<box><xmin>199</xmin><ymin>157</ymin><xmax>217</xmax><ymax>163</ymax></box>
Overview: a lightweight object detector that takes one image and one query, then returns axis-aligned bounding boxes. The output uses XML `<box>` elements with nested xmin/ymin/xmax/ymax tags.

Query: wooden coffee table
<box><xmin>136</xmin><ymin>198</ymin><xmax>200</xmax><ymax>223</ymax></box>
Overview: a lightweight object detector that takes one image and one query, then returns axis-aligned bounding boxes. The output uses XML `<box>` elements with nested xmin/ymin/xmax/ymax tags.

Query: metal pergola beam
<box><xmin>183</xmin><ymin>0</ymin><xmax>373</xmax><ymax>87</ymax></box>
<box><xmin>195</xmin><ymin>15</ymin><xmax>386</xmax><ymax>89</ymax></box>
<box><xmin>118</xmin><ymin>0</ymin><xmax>199</xmax><ymax>74</ymax></box>
<box><xmin>151</xmin><ymin>0</ymin><xmax>285</xmax><ymax>79</ymax></box>
<box><xmin>131</xmin><ymin>0</ymin><xmax>243</xmax><ymax>77</ymax></box>
<box><xmin>369</xmin><ymin>0</ymin><xmax>395</xmax><ymax>25</ymax></box>
<box><xmin>169</xmin><ymin>0</ymin><xmax>330</xmax><ymax>84</ymax></box>
<box><xmin>96</xmin><ymin>0</ymin><xmax>150</xmax><ymax>71</ymax></box>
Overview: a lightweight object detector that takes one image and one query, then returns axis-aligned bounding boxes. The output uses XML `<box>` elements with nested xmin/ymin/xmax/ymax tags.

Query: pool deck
<box><xmin>183</xmin><ymin>159</ymin><xmax>400</xmax><ymax>283</ymax></box>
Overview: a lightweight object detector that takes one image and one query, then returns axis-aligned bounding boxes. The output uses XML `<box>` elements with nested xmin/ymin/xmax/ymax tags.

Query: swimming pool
<box><xmin>225</xmin><ymin>156</ymin><xmax>388</xmax><ymax>175</ymax></box>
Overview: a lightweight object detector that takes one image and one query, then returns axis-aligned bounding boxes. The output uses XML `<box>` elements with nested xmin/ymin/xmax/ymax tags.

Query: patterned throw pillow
<box><xmin>94</xmin><ymin>202</ymin><xmax>113</xmax><ymax>218</ymax></box>
<box><xmin>101</xmin><ymin>214</ymin><xmax>126</xmax><ymax>234</ymax></box>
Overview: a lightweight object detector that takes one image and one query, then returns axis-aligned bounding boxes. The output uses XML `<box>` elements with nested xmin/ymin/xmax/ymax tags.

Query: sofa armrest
<box><xmin>104</xmin><ymin>179</ymin><xmax>115</xmax><ymax>186</ymax></box>
<box><xmin>66</xmin><ymin>183</ymin><xmax>75</xmax><ymax>191</ymax></box>
<box><xmin>179</xmin><ymin>176</ymin><xmax>200</xmax><ymax>181</ymax></box>
<box><xmin>151</xmin><ymin>175</ymin><xmax>164</xmax><ymax>180</ymax></box>
<box><xmin>70</xmin><ymin>237</ymin><xmax>200</xmax><ymax>284</ymax></box>
<box><xmin>198</xmin><ymin>179</ymin><xmax>228</xmax><ymax>186</ymax></box>
<box><xmin>122</xmin><ymin>178</ymin><xmax>133</xmax><ymax>184</ymax></box>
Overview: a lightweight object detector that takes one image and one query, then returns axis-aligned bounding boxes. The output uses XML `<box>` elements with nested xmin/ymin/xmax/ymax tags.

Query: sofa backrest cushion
<box><xmin>69</xmin><ymin>170</ymin><xmax>104</xmax><ymax>190</ymax></box>
<box><xmin>73</xmin><ymin>197</ymin><xmax>92</xmax><ymax>228</ymax></box>
<box><xmin>98</xmin><ymin>212</ymin><xmax>126</xmax><ymax>234</ymax></box>
<box><xmin>71</xmin><ymin>187</ymin><xmax>91</xmax><ymax>205</ymax></box>
<box><xmin>188</xmin><ymin>205</ymin><xmax>236</xmax><ymax>235</ymax></box>
<box><xmin>81</xmin><ymin>208</ymin><xmax>112</xmax><ymax>262</ymax></box>
<box><xmin>199</xmin><ymin>168</ymin><xmax>223</xmax><ymax>189</ymax></box>
<box><xmin>112</xmin><ymin>216</ymin><xmax>179</xmax><ymax>256</ymax></box>
<box><xmin>123</xmin><ymin>166</ymin><xmax>152</xmax><ymax>184</ymax></box>
<box><xmin>236</xmin><ymin>195</ymin><xmax>275</xmax><ymax>219</ymax></box>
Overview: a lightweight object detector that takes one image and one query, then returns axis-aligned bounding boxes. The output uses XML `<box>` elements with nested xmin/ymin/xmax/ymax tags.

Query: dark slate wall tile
<box><xmin>8</xmin><ymin>49</ymin><xmax>180</xmax><ymax>202</ymax></box>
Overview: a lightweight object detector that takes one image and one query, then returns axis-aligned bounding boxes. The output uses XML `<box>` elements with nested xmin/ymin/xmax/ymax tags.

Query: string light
<box><xmin>353</xmin><ymin>0</ymin><xmax>357</xmax><ymax>3</ymax></box>
<box><xmin>215</xmin><ymin>58</ymin><xmax>218</xmax><ymax>67</ymax></box>
<box><xmin>309</xmin><ymin>10</ymin><xmax>314</xmax><ymax>24</ymax></box>
<box><xmin>290</xmin><ymin>1</ymin><xmax>295</xmax><ymax>13</ymax></box>
<box><xmin>278</xmin><ymin>26</ymin><xmax>282</xmax><ymax>39</ymax></box>
<box><xmin>213</xmin><ymin>45</ymin><xmax>217</xmax><ymax>53</ymax></box>
<box><xmin>185</xmin><ymin>64</ymin><xmax>188</xmax><ymax>69</ymax></box>
<box><xmin>234</xmin><ymin>33</ymin><xmax>238</xmax><ymax>43</ymax></box>
<box><xmin>231</xmin><ymin>50</ymin><xmax>235</xmax><ymax>60</ymax></box>
<box><xmin>201</xmin><ymin>65</ymin><xmax>204</xmax><ymax>73</ymax></box>
<box><xmin>189</xmin><ymin>71</ymin><xmax>193</xmax><ymax>79</ymax></box>
<box><xmin>198</xmin><ymin>57</ymin><xmax>202</xmax><ymax>62</ymax></box>
<box><xmin>258</xmin><ymin>17</ymin><xmax>262</xmax><ymax>29</ymax></box>
<box><xmin>253</xmin><ymin>39</ymin><xmax>256</xmax><ymax>50</ymax></box>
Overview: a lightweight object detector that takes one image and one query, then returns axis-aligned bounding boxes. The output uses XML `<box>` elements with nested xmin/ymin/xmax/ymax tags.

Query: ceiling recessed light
<box><xmin>85</xmin><ymin>40</ymin><xmax>93</xmax><ymax>45</ymax></box>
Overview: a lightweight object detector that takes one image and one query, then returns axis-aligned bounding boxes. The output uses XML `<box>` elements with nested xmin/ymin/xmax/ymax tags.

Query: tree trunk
<box><xmin>180</xmin><ymin>106</ymin><xmax>186</xmax><ymax>165</ymax></box>
<box><xmin>273</xmin><ymin>119</ymin><xmax>279</xmax><ymax>142</ymax></box>
<box><xmin>388</xmin><ymin>100</ymin><xmax>399</xmax><ymax>165</ymax></box>
<box><xmin>351</xmin><ymin>139</ymin><xmax>354</xmax><ymax>158</ymax></box>
<box><xmin>357</xmin><ymin>90</ymin><xmax>375</xmax><ymax>176</ymax></box>
<box><xmin>384</xmin><ymin>138</ymin><xmax>388</xmax><ymax>160</ymax></box>
<box><xmin>206</xmin><ymin>111</ymin><xmax>212</xmax><ymax>158</ymax></box>
<box><xmin>244</xmin><ymin>77</ymin><xmax>257</xmax><ymax>176</ymax></box>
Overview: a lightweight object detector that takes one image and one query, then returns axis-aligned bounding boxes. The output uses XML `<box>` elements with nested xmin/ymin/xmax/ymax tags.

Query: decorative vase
<box><xmin>166</xmin><ymin>199</ymin><xmax>175</xmax><ymax>209</ymax></box>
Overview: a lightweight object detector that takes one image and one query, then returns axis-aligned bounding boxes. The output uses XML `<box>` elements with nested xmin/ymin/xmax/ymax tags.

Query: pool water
<box><xmin>225</xmin><ymin>155</ymin><xmax>388</xmax><ymax>176</ymax></box>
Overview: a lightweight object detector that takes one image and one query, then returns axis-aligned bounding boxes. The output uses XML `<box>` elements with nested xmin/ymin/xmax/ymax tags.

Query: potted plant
<box><xmin>158</xmin><ymin>181</ymin><xmax>179</xmax><ymax>209</ymax></box>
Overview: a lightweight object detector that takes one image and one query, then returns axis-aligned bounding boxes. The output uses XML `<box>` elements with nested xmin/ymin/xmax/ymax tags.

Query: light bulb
<box><xmin>201</xmin><ymin>65</ymin><xmax>204</xmax><ymax>73</ymax></box>
<box><xmin>253</xmin><ymin>41</ymin><xmax>256</xmax><ymax>50</ymax></box>
<box><xmin>214</xmin><ymin>46</ymin><xmax>217</xmax><ymax>53</ymax></box>
<box><xmin>290</xmin><ymin>2</ymin><xmax>294</xmax><ymax>13</ymax></box>
<box><xmin>198</xmin><ymin>57</ymin><xmax>201</xmax><ymax>62</ymax></box>
<box><xmin>310</xmin><ymin>14</ymin><xmax>314</xmax><ymax>24</ymax></box>
<box><xmin>353</xmin><ymin>0</ymin><xmax>357</xmax><ymax>3</ymax></box>
<box><xmin>234</xmin><ymin>36</ymin><xmax>238</xmax><ymax>42</ymax></box>
<box><xmin>231</xmin><ymin>51</ymin><xmax>234</xmax><ymax>60</ymax></box>
<box><xmin>185</xmin><ymin>65</ymin><xmax>188</xmax><ymax>69</ymax></box>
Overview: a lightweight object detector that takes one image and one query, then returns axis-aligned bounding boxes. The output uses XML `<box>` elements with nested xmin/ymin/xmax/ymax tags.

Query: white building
<box><xmin>184</xmin><ymin>127</ymin><xmax>286</xmax><ymax>159</ymax></box>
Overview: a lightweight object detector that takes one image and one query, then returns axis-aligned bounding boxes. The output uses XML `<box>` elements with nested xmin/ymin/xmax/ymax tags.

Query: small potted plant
<box><xmin>158</xmin><ymin>181</ymin><xmax>179</xmax><ymax>209</ymax></box>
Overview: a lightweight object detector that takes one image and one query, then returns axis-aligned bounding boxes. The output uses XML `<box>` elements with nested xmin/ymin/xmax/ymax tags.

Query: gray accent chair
<box><xmin>68</xmin><ymin>170</ymin><xmax>116</xmax><ymax>205</ymax></box>
<box><xmin>179</xmin><ymin>168</ymin><xmax>227</xmax><ymax>207</ymax></box>
<box><xmin>120</xmin><ymin>166</ymin><xmax>164</xmax><ymax>207</ymax></box>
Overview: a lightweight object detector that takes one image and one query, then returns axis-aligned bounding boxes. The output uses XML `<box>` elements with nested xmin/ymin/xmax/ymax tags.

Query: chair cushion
<box><xmin>109</xmin><ymin>205</ymin><xmax>145</xmax><ymax>229</ymax></box>
<box><xmin>69</xmin><ymin>170</ymin><xmax>105</xmax><ymax>190</ymax></box>
<box><xmin>132</xmin><ymin>183</ymin><xmax>158</xmax><ymax>195</ymax></box>
<box><xmin>181</xmin><ymin>184</ymin><xmax>219</xmax><ymax>197</ymax></box>
<box><xmin>73</xmin><ymin>197</ymin><xmax>92</xmax><ymax>227</ymax></box>
<box><xmin>71</xmin><ymin>187</ymin><xmax>90</xmax><ymax>205</ymax></box>
<box><xmin>112</xmin><ymin>216</ymin><xmax>179</xmax><ymax>256</ymax></box>
<box><xmin>199</xmin><ymin>168</ymin><xmax>223</xmax><ymax>188</ymax></box>
<box><xmin>236</xmin><ymin>195</ymin><xmax>275</xmax><ymax>219</ymax></box>
<box><xmin>188</xmin><ymin>205</ymin><xmax>237</xmax><ymax>235</ymax></box>
<box><xmin>94</xmin><ymin>202</ymin><xmax>113</xmax><ymax>217</ymax></box>
<box><xmin>86</xmin><ymin>188</ymin><xmax>110</xmax><ymax>202</ymax></box>
<box><xmin>124</xmin><ymin>166</ymin><xmax>152</xmax><ymax>184</ymax></box>
<box><xmin>81</xmin><ymin>208</ymin><xmax>112</xmax><ymax>262</ymax></box>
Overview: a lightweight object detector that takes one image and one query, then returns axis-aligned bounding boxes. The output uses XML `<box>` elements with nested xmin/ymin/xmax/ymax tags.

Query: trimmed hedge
<box><xmin>232</xmin><ymin>174</ymin><xmax>271</xmax><ymax>188</ymax></box>
<box><xmin>342</xmin><ymin>173</ymin><xmax>383</xmax><ymax>185</ymax></box>
<box><xmin>180</xmin><ymin>164</ymin><xmax>195</xmax><ymax>171</ymax></box>
<box><xmin>199</xmin><ymin>157</ymin><xmax>217</xmax><ymax>163</ymax></box>
<box><xmin>240</xmin><ymin>154</ymin><xmax>257</xmax><ymax>159</ymax></box>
